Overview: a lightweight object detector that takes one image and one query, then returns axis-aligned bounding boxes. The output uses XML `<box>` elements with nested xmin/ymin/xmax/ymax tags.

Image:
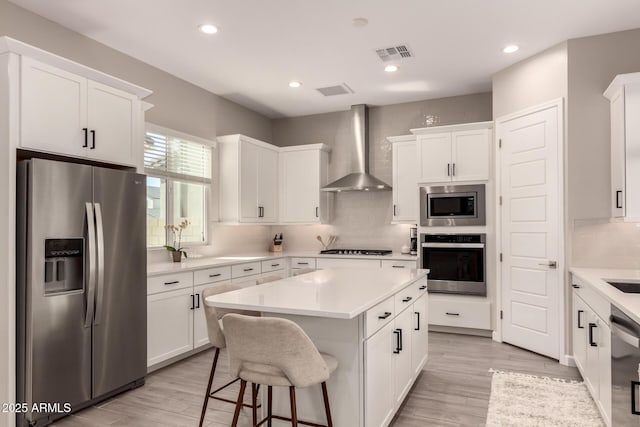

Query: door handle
<box><xmin>378</xmin><ymin>312</ymin><xmax>392</xmax><ymax>320</ymax></box>
<box><xmin>84</xmin><ymin>203</ymin><xmax>96</xmax><ymax>328</ymax></box>
<box><xmin>632</xmin><ymin>381</ymin><xmax>640</xmax><ymax>415</ymax></box>
<box><xmin>452</xmin><ymin>163</ymin><xmax>456</xmax><ymax>176</ymax></box>
<box><xmin>447</xmin><ymin>163</ymin><xmax>450</xmax><ymax>176</ymax></box>
<box><xmin>209</xmin><ymin>273</ymin><xmax>221</xmax><ymax>278</ymax></box>
<box><xmin>393</xmin><ymin>330</ymin><xmax>401</xmax><ymax>354</ymax></box>
<box><xmin>93</xmin><ymin>203</ymin><xmax>105</xmax><ymax>325</ymax></box>
<box><xmin>415</xmin><ymin>311</ymin><xmax>420</xmax><ymax>331</ymax></box>
<box><xmin>616</xmin><ymin>190</ymin><xmax>623</xmax><ymax>209</ymax></box>
<box><xmin>316</xmin><ymin>206</ymin><xmax>319</xmax><ymax>218</ymax></box>
<box><xmin>402</xmin><ymin>296</ymin><xmax>413</xmax><ymax>303</ymax></box>
<box><xmin>538</xmin><ymin>261</ymin><xmax>557</xmax><ymax>269</ymax></box>
<box><xmin>90</xmin><ymin>130</ymin><xmax>96</xmax><ymax>149</ymax></box>
<box><xmin>82</xmin><ymin>128</ymin><xmax>88</xmax><ymax>148</ymax></box>
<box><xmin>393</xmin><ymin>204</ymin><xmax>397</xmax><ymax>216</ymax></box>
<box><xmin>196</xmin><ymin>293</ymin><xmax>201</xmax><ymax>309</ymax></box>
<box><xmin>588</xmin><ymin>323</ymin><xmax>597</xmax><ymax>347</ymax></box>
<box><xmin>577</xmin><ymin>310</ymin><xmax>584</xmax><ymax>329</ymax></box>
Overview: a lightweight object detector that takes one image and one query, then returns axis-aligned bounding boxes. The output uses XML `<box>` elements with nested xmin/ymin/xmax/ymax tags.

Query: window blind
<box><xmin>144</xmin><ymin>130</ymin><xmax>212</xmax><ymax>183</ymax></box>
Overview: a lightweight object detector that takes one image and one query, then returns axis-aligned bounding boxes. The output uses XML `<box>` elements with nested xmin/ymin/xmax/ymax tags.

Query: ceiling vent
<box><xmin>375</xmin><ymin>44</ymin><xmax>414</xmax><ymax>62</ymax></box>
<box><xmin>315</xmin><ymin>83</ymin><xmax>354</xmax><ymax>97</ymax></box>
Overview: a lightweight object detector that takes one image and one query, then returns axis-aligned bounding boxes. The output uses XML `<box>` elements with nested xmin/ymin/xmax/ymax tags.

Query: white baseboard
<box><xmin>560</xmin><ymin>354</ymin><xmax>576</xmax><ymax>367</ymax></box>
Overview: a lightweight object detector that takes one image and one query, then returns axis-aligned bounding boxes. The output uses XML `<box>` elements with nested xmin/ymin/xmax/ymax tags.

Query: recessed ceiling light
<box><xmin>503</xmin><ymin>45</ymin><xmax>519</xmax><ymax>54</ymax></box>
<box><xmin>199</xmin><ymin>24</ymin><xmax>218</xmax><ymax>35</ymax></box>
<box><xmin>385</xmin><ymin>65</ymin><xmax>399</xmax><ymax>73</ymax></box>
<box><xmin>289</xmin><ymin>81</ymin><xmax>302</xmax><ymax>88</ymax></box>
<box><xmin>352</xmin><ymin>17</ymin><xmax>369</xmax><ymax>27</ymax></box>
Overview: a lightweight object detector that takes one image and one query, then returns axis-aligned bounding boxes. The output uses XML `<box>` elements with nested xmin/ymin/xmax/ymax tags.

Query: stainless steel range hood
<box><xmin>321</xmin><ymin>104</ymin><xmax>391</xmax><ymax>192</ymax></box>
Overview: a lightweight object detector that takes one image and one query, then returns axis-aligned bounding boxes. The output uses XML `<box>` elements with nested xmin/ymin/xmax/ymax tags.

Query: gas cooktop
<box><xmin>319</xmin><ymin>249</ymin><xmax>393</xmax><ymax>256</ymax></box>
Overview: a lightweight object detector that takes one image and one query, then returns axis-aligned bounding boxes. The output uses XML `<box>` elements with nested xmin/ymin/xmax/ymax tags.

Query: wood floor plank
<box><xmin>53</xmin><ymin>331</ymin><xmax>581</xmax><ymax>426</ymax></box>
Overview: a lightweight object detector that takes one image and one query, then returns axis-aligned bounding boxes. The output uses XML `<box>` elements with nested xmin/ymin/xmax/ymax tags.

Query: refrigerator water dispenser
<box><xmin>44</xmin><ymin>238</ymin><xmax>83</xmax><ymax>294</ymax></box>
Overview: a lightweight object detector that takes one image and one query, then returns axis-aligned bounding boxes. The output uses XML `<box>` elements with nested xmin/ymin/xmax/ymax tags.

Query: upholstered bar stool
<box><xmin>292</xmin><ymin>268</ymin><xmax>315</xmax><ymax>276</ymax></box>
<box><xmin>223</xmin><ymin>313</ymin><xmax>337</xmax><ymax>427</ymax></box>
<box><xmin>198</xmin><ymin>283</ymin><xmax>260</xmax><ymax>427</ymax></box>
<box><xmin>256</xmin><ymin>275</ymin><xmax>282</xmax><ymax>285</ymax></box>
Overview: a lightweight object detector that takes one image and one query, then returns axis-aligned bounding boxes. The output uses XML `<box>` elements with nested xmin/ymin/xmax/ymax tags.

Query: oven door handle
<box><xmin>421</xmin><ymin>243</ymin><xmax>485</xmax><ymax>249</ymax></box>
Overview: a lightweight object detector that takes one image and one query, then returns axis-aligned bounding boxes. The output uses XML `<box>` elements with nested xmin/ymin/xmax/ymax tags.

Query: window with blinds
<box><xmin>144</xmin><ymin>124</ymin><xmax>213</xmax><ymax>248</ymax></box>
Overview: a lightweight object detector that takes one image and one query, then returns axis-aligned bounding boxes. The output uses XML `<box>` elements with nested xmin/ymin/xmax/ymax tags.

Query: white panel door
<box><xmin>499</xmin><ymin>103</ymin><xmax>561</xmax><ymax>359</ymax></box>
<box><xmin>365</xmin><ymin>321</ymin><xmax>395</xmax><ymax>427</ymax></box>
<box><xmin>87</xmin><ymin>80</ymin><xmax>137</xmax><ymax>166</ymax></box>
<box><xmin>258</xmin><ymin>147</ymin><xmax>278</xmax><ymax>222</ymax></box>
<box><xmin>280</xmin><ymin>150</ymin><xmax>319</xmax><ymax>222</ymax></box>
<box><xmin>20</xmin><ymin>57</ymin><xmax>87</xmax><ymax>158</ymax></box>
<box><xmin>411</xmin><ymin>293</ymin><xmax>429</xmax><ymax>377</ymax></box>
<box><xmin>392</xmin><ymin>141</ymin><xmax>418</xmax><ymax>222</ymax></box>
<box><xmin>239</xmin><ymin>141</ymin><xmax>259</xmax><ymax>221</ymax></box>
<box><xmin>193</xmin><ymin>284</ymin><xmax>210</xmax><ymax>348</ymax></box>
<box><xmin>417</xmin><ymin>133</ymin><xmax>451</xmax><ymax>183</ymax></box>
<box><xmin>452</xmin><ymin>129</ymin><xmax>490</xmax><ymax>181</ymax></box>
<box><xmin>147</xmin><ymin>287</ymin><xmax>194</xmax><ymax>366</ymax></box>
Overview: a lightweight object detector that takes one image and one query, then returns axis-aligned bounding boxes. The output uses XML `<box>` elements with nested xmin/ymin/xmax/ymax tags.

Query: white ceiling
<box><xmin>9</xmin><ymin>0</ymin><xmax>640</xmax><ymax>118</ymax></box>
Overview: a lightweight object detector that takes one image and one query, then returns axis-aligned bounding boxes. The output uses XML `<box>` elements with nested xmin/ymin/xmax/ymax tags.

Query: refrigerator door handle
<box><xmin>94</xmin><ymin>203</ymin><xmax>105</xmax><ymax>325</ymax></box>
<box><xmin>84</xmin><ymin>202</ymin><xmax>96</xmax><ymax>328</ymax></box>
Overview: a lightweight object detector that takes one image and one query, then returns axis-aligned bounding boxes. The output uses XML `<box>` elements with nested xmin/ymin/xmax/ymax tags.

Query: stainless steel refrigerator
<box><xmin>17</xmin><ymin>158</ymin><xmax>147</xmax><ymax>426</ymax></box>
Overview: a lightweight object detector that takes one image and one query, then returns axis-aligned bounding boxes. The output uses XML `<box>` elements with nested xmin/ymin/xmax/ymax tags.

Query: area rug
<box><xmin>485</xmin><ymin>369</ymin><xmax>604</xmax><ymax>427</ymax></box>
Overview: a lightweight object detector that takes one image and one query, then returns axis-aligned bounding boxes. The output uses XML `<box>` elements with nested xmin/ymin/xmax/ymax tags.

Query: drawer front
<box><xmin>194</xmin><ymin>266</ymin><xmax>231</xmax><ymax>285</ymax></box>
<box><xmin>408</xmin><ymin>277</ymin><xmax>429</xmax><ymax>296</ymax></box>
<box><xmin>365</xmin><ymin>296</ymin><xmax>395</xmax><ymax>338</ymax></box>
<box><xmin>291</xmin><ymin>257</ymin><xmax>316</xmax><ymax>269</ymax></box>
<box><xmin>428</xmin><ymin>296</ymin><xmax>491</xmax><ymax>329</ymax></box>
<box><xmin>572</xmin><ymin>276</ymin><xmax>611</xmax><ymax>324</ymax></box>
<box><xmin>148</xmin><ymin>272</ymin><xmax>193</xmax><ymax>295</ymax></box>
<box><xmin>262</xmin><ymin>259</ymin><xmax>286</xmax><ymax>273</ymax></box>
<box><xmin>394</xmin><ymin>285</ymin><xmax>421</xmax><ymax>313</ymax></box>
<box><xmin>381</xmin><ymin>259</ymin><xmax>417</xmax><ymax>269</ymax></box>
<box><xmin>316</xmin><ymin>258</ymin><xmax>380</xmax><ymax>269</ymax></box>
<box><xmin>232</xmin><ymin>261</ymin><xmax>262</xmax><ymax>278</ymax></box>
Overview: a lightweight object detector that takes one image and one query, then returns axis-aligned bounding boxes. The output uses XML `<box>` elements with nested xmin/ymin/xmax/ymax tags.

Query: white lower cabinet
<box><xmin>571</xmin><ymin>277</ymin><xmax>612</xmax><ymax>426</ymax></box>
<box><xmin>147</xmin><ymin>287</ymin><xmax>194</xmax><ymax>367</ymax></box>
<box><xmin>365</xmin><ymin>281</ymin><xmax>428</xmax><ymax>427</ymax></box>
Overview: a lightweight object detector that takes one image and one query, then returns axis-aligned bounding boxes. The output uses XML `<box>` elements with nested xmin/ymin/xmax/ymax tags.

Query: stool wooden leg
<box><xmin>321</xmin><ymin>382</ymin><xmax>333</xmax><ymax>427</ymax></box>
<box><xmin>251</xmin><ymin>383</ymin><xmax>258</xmax><ymax>426</ymax></box>
<box><xmin>267</xmin><ymin>386</ymin><xmax>273</xmax><ymax>427</ymax></box>
<box><xmin>231</xmin><ymin>379</ymin><xmax>247</xmax><ymax>427</ymax></box>
<box><xmin>289</xmin><ymin>386</ymin><xmax>298</xmax><ymax>427</ymax></box>
<box><xmin>198</xmin><ymin>347</ymin><xmax>220</xmax><ymax>427</ymax></box>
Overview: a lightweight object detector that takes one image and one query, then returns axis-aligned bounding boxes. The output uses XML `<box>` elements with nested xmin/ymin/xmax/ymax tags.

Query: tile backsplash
<box><xmin>572</xmin><ymin>219</ymin><xmax>640</xmax><ymax>268</ymax></box>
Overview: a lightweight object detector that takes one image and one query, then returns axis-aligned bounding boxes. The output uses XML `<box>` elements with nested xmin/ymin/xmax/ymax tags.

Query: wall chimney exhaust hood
<box><xmin>321</xmin><ymin>104</ymin><xmax>391</xmax><ymax>192</ymax></box>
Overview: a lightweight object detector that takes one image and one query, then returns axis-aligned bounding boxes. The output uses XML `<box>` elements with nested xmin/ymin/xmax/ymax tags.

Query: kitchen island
<box><xmin>205</xmin><ymin>268</ymin><xmax>429</xmax><ymax>427</ymax></box>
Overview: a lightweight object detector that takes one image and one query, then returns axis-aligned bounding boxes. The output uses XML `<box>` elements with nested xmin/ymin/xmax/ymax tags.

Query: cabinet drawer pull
<box><xmin>572</xmin><ymin>284</ymin><xmax>580</xmax><ymax>289</ymax></box>
<box><xmin>297</xmin><ymin>262</ymin><xmax>309</xmax><ymax>265</ymax></box>
<box><xmin>419</xmin><ymin>285</ymin><xmax>427</xmax><ymax>290</ymax></box>
<box><xmin>271</xmin><ymin>263</ymin><xmax>280</xmax><ymax>267</ymax></box>
<box><xmin>588</xmin><ymin>323</ymin><xmax>597</xmax><ymax>347</ymax></box>
<box><xmin>445</xmin><ymin>312</ymin><xmax>459</xmax><ymax>316</ymax></box>
<box><xmin>392</xmin><ymin>265</ymin><xmax>405</xmax><ymax>268</ymax></box>
<box><xmin>164</xmin><ymin>280</ymin><xmax>179</xmax><ymax>285</ymax></box>
<box><xmin>577</xmin><ymin>310</ymin><xmax>584</xmax><ymax>329</ymax></box>
<box><xmin>243</xmin><ymin>268</ymin><xmax>254</xmax><ymax>272</ymax></box>
<box><xmin>402</xmin><ymin>297</ymin><xmax>413</xmax><ymax>303</ymax></box>
<box><xmin>378</xmin><ymin>312</ymin><xmax>392</xmax><ymax>320</ymax></box>
<box><xmin>209</xmin><ymin>273</ymin><xmax>221</xmax><ymax>278</ymax></box>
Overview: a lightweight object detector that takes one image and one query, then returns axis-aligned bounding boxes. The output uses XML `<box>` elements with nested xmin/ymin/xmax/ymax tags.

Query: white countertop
<box><xmin>204</xmin><ymin>268</ymin><xmax>429</xmax><ymax>319</ymax></box>
<box><xmin>570</xmin><ymin>267</ymin><xmax>640</xmax><ymax>324</ymax></box>
<box><xmin>147</xmin><ymin>251</ymin><xmax>418</xmax><ymax>277</ymax></box>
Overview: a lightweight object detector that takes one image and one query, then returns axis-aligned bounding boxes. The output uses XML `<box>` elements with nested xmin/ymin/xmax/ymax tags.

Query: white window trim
<box><xmin>145</xmin><ymin>122</ymin><xmax>215</xmax><ymax>249</ymax></box>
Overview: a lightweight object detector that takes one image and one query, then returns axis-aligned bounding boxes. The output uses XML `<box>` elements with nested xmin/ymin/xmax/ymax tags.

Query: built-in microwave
<box><xmin>419</xmin><ymin>184</ymin><xmax>485</xmax><ymax>226</ymax></box>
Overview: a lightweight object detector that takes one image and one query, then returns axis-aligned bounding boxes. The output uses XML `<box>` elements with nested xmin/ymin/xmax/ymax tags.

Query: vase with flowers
<box><xmin>165</xmin><ymin>219</ymin><xmax>190</xmax><ymax>262</ymax></box>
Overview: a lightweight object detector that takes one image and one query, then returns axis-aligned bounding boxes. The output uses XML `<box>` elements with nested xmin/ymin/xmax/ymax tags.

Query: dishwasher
<box><xmin>611</xmin><ymin>305</ymin><xmax>640</xmax><ymax>426</ymax></box>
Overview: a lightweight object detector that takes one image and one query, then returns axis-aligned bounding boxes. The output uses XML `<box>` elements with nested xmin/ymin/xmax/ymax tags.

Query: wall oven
<box><xmin>420</xmin><ymin>234</ymin><xmax>486</xmax><ymax>296</ymax></box>
<box><xmin>419</xmin><ymin>184</ymin><xmax>485</xmax><ymax>226</ymax></box>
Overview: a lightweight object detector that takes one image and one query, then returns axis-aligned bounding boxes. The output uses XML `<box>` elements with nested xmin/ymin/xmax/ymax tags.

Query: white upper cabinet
<box><xmin>604</xmin><ymin>73</ymin><xmax>640</xmax><ymax>220</ymax></box>
<box><xmin>19</xmin><ymin>55</ymin><xmax>146</xmax><ymax>167</ymax></box>
<box><xmin>388</xmin><ymin>135</ymin><xmax>418</xmax><ymax>223</ymax></box>
<box><xmin>279</xmin><ymin>144</ymin><xmax>331</xmax><ymax>224</ymax></box>
<box><xmin>218</xmin><ymin>134</ymin><xmax>280</xmax><ymax>224</ymax></box>
<box><xmin>411</xmin><ymin>122</ymin><xmax>493</xmax><ymax>184</ymax></box>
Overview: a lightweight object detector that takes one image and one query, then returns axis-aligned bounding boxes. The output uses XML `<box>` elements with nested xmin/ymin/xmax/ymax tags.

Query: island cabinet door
<box><xmin>393</xmin><ymin>307</ymin><xmax>414</xmax><ymax>407</ymax></box>
<box><xmin>412</xmin><ymin>293</ymin><xmax>429</xmax><ymax>376</ymax></box>
<box><xmin>365</xmin><ymin>321</ymin><xmax>396</xmax><ymax>427</ymax></box>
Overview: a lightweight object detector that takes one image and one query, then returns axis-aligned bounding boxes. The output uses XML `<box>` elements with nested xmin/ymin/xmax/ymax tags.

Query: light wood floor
<box><xmin>53</xmin><ymin>332</ymin><xmax>581</xmax><ymax>427</ymax></box>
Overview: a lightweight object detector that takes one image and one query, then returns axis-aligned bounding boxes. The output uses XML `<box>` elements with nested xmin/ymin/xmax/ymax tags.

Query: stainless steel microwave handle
<box><xmin>421</xmin><ymin>243</ymin><xmax>485</xmax><ymax>249</ymax></box>
<box><xmin>611</xmin><ymin>318</ymin><xmax>640</xmax><ymax>348</ymax></box>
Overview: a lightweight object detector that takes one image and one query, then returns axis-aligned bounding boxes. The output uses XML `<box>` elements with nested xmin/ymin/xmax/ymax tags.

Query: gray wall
<box><xmin>271</xmin><ymin>93</ymin><xmax>493</xmax><ymax>252</ymax></box>
<box><xmin>0</xmin><ymin>0</ymin><xmax>272</xmax><ymax>143</ymax></box>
